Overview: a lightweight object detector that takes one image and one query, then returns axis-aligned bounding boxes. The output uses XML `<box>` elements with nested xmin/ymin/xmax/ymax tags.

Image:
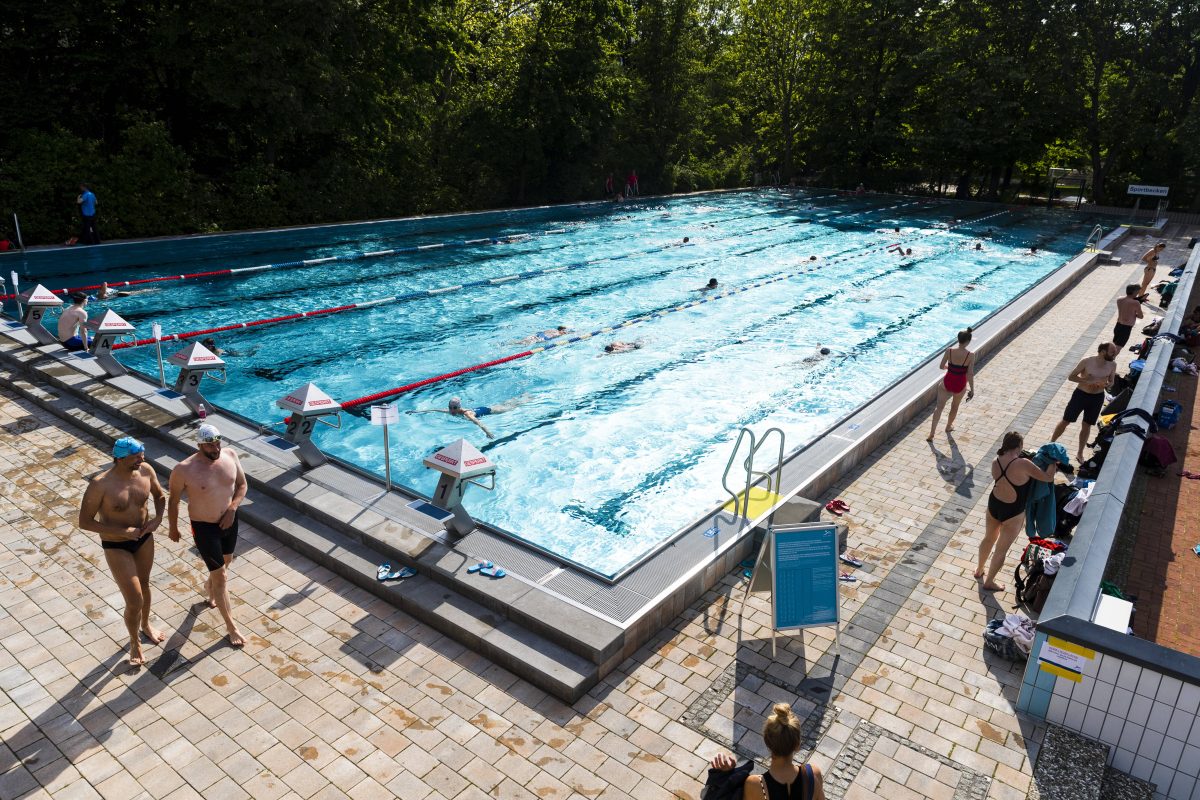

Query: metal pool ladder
<box><xmin>1084</xmin><ymin>224</ymin><xmax>1105</xmax><ymax>252</ymax></box>
<box><xmin>720</xmin><ymin>427</ymin><xmax>786</xmax><ymax>527</ymax></box>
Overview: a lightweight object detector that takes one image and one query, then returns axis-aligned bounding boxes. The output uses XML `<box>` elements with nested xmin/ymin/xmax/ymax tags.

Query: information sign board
<box><xmin>1127</xmin><ymin>184</ymin><xmax>1169</xmax><ymax>197</ymax></box>
<box><xmin>771</xmin><ymin>523</ymin><xmax>839</xmax><ymax>631</ymax></box>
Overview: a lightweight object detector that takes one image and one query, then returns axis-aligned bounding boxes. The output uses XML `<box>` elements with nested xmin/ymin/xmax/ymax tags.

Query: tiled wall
<box><xmin>1018</xmin><ymin>633</ymin><xmax>1200</xmax><ymax>799</ymax></box>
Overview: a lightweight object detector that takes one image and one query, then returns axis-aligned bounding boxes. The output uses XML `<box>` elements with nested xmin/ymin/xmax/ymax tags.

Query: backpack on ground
<box><xmin>1014</xmin><ymin>539</ymin><xmax>1065</xmax><ymax>614</ymax></box>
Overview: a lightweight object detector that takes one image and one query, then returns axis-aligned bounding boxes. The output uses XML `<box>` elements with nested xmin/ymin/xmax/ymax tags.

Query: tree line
<box><xmin>1</xmin><ymin>0</ymin><xmax>1196</xmax><ymax>245</ymax></box>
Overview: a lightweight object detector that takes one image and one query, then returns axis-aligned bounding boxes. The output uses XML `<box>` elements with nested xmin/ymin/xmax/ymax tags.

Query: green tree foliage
<box><xmin>1</xmin><ymin>0</ymin><xmax>1196</xmax><ymax>244</ymax></box>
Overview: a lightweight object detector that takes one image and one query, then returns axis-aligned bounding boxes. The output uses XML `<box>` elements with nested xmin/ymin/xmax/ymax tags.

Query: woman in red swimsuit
<box><xmin>927</xmin><ymin>327</ymin><xmax>975</xmax><ymax>441</ymax></box>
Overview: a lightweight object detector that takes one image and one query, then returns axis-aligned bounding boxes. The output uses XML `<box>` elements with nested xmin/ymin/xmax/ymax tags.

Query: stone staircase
<box><xmin>1027</xmin><ymin>725</ymin><xmax>1155</xmax><ymax>800</ymax></box>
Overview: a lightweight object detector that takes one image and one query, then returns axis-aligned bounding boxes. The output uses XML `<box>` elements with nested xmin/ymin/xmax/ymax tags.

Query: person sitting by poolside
<box><xmin>694</xmin><ymin>278</ymin><xmax>718</xmax><ymax>292</ymax></box>
<box><xmin>603</xmin><ymin>341</ymin><xmax>643</xmax><ymax>354</ymax></box>
<box><xmin>58</xmin><ymin>292</ymin><xmax>91</xmax><ymax>351</ymax></box>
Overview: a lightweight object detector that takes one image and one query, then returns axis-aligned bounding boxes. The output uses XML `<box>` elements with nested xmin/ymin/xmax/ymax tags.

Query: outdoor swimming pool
<box><xmin>12</xmin><ymin>191</ymin><xmax>1105</xmax><ymax>578</ymax></box>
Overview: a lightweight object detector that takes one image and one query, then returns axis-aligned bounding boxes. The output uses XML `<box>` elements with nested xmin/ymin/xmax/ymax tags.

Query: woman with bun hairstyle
<box><xmin>707</xmin><ymin>703</ymin><xmax>825</xmax><ymax>799</ymax></box>
<box><xmin>927</xmin><ymin>327</ymin><xmax>975</xmax><ymax>441</ymax></box>
<box><xmin>977</xmin><ymin>431</ymin><xmax>1058</xmax><ymax>591</ymax></box>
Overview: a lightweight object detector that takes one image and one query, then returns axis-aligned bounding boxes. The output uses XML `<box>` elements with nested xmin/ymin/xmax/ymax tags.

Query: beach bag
<box><xmin>701</xmin><ymin>760</ymin><xmax>754</xmax><ymax>800</ymax></box>
<box><xmin>984</xmin><ymin>619</ymin><xmax>1027</xmax><ymax>661</ymax></box>
<box><xmin>1139</xmin><ymin>435</ymin><xmax>1177</xmax><ymax>476</ymax></box>
<box><xmin>1014</xmin><ymin>539</ymin><xmax>1065</xmax><ymax>613</ymax></box>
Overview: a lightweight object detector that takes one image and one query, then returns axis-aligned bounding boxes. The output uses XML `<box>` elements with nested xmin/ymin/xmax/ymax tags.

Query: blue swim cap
<box><xmin>112</xmin><ymin>437</ymin><xmax>145</xmax><ymax>459</ymax></box>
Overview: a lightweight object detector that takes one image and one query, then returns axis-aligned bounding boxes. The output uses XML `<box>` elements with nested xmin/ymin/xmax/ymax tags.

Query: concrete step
<box><xmin>1099</xmin><ymin>766</ymin><xmax>1155</xmax><ymax>800</ymax></box>
<box><xmin>0</xmin><ymin>362</ymin><xmax>599</xmax><ymax>702</ymax></box>
<box><xmin>235</xmin><ymin>489</ymin><xmax>597</xmax><ymax>702</ymax></box>
<box><xmin>1027</xmin><ymin>725</ymin><xmax>1109</xmax><ymax>800</ymax></box>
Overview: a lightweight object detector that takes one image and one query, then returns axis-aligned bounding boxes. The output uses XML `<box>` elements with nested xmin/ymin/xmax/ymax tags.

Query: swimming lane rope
<box><xmin>337</xmin><ymin>209</ymin><xmax>1011</xmax><ymax>411</ymax></box>
<box><xmin>112</xmin><ymin>198</ymin><xmax>927</xmax><ymax>351</ymax></box>
<box><xmin>0</xmin><ymin>191</ymin><xmax>847</xmax><ymax>302</ymax></box>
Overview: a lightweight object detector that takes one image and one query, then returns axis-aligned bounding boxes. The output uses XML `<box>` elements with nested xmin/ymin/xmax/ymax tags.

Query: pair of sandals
<box><xmin>825</xmin><ymin>499</ymin><xmax>851</xmax><ymax>516</ymax></box>
<box><xmin>376</xmin><ymin>563</ymin><xmax>417</xmax><ymax>582</ymax></box>
<box><xmin>468</xmin><ymin>561</ymin><xmax>507</xmax><ymax>578</ymax></box>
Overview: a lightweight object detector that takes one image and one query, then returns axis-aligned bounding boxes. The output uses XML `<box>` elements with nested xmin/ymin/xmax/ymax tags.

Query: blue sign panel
<box><xmin>772</xmin><ymin>523</ymin><xmax>839</xmax><ymax>630</ymax></box>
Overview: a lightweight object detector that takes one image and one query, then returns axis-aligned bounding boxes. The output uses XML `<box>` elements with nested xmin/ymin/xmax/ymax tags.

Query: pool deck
<box><xmin>0</xmin><ymin>224</ymin><xmax>1192</xmax><ymax>799</ymax></box>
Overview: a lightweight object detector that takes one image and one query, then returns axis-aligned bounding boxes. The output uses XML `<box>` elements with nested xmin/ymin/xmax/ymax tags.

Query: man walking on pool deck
<box><xmin>1113</xmin><ymin>284</ymin><xmax>1145</xmax><ymax>347</ymax></box>
<box><xmin>168</xmin><ymin>423</ymin><xmax>247</xmax><ymax>647</ymax></box>
<box><xmin>1051</xmin><ymin>342</ymin><xmax>1119</xmax><ymax>464</ymax></box>
<box><xmin>78</xmin><ymin>436</ymin><xmax>167</xmax><ymax>667</ymax></box>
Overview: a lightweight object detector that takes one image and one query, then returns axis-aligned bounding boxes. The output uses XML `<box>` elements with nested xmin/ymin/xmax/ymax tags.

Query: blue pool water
<box><xmin>14</xmin><ymin>191</ymin><xmax>1106</xmax><ymax>578</ymax></box>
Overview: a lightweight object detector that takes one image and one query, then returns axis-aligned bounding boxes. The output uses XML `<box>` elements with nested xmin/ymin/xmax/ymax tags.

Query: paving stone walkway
<box><xmin>0</xmin><ymin>230</ymin><xmax>1184</xmax><ymax>799</ymax></box>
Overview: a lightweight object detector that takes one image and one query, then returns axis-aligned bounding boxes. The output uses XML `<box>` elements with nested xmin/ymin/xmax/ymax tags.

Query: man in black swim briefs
<box><xmin>1051</xmin><ymin>342</ymin><xmax>1118</xmax><ymax>464</ymax></box>
<box><xmin>169</xmin><ymin>424</ymin><xmax>247</xmax><ymax>648</ymax></box>
<box><xmin>78</xmin><ymin>436</ymin><xmax>167</xmax><ymax>666</ymax></box>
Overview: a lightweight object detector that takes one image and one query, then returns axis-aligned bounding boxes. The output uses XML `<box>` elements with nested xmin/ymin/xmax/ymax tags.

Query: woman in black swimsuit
<box><xmin>707</xmin><ymin>703</ymin><xmax>826</xmax><ymax>799</ymax></box>
<box><xmin>976</xmin><ymin>431</ymin><xmax>1058</xmax><ymax>591</ymax></box>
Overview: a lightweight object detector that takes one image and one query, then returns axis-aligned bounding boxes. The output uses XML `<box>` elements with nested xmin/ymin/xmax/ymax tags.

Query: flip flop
<box><xmin>840</xmin><ymin>554</ymin><xmax>864</xmax><ymax>568</ymax></box>
<box><xmin>831</xmin><ymin>499</ymin><xmax>851</xmax><ymax>511</ymax></box>
<box><xmin>1178</xmin><ymin>471</ymin><xmax>1200</xmax><ymax>480</ymax></box>
<box><xmin>478</xmin><ymin>564</ymin><xmax>506</xmax><ymax>579</ymax></box>
<box><xmin>839</xmin><ymin>573</ymin><xmax>858</xmax><ymax>583</ymax></box>
<box><xmin>376</xmin><ymin>563</ymin><xmax>393</xmax><ymax>582</ymax></box>
<box><xmin>467</xmin><ymin>561</ymin><xmax>493</xmax><ymax>574</ymax></box>
<box><xmin>825</xmin><ymin>501</ymin><xmax>843</xmax><ymax>516</ymax></box>
<box><xmin>383</xmin><ymin>566</ymin><xmax>417</xmax><ymax>581</ymax></box>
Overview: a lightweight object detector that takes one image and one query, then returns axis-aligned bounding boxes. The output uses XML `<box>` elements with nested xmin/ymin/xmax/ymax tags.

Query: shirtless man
<box><xmin>1112</xmin><ymin>284</ymin><xmax>1145</xmax><ymax>347</ymax></box>
<box><xmin>603</xmin><ymin>341</ymin><xmax>643</xmax><ymax>354</ymax></box>
<box><xmin>1139</xmin><ymin>242</ymin><xmax>1166</xmax><ymax>297</ymax></box>
<box><xmin>168</xmin><ymin>424</ymin><xmax>247</xmax><ymax>647</ymax></box>
<box><xmin>77</xmin><ymin>436</ymin><xmax>166</xmax><ymax>666</ymax></box>
<box><xmin>1051</xmin><ymin>343</ymin><xmax>1119</xmax><ymax>463</ymax></box>
<box><xmin>694</xmin><ymin>278</ymin><xmax>718</xmax><ymax>292</ymax></box>
<box><xmin>58</xmin><ymin>292</ymin><xmax>90</xmax><ymax>351</ymax></box>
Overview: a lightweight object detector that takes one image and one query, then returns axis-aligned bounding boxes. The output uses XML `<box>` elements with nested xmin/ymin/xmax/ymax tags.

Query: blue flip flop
<box><xmin>478</xmin><ymin>564</ymin><xmax>506</xmax><ymax>579</ymax></box>
<box><xmin>467</xmin><ymin>561</ymin><xmax>493</xmax><ymax>574</ymax></box>
<box><xmin>376</xmin><ymin>563</ymin><xmax>393</xmax><ymax>581</ymax></box>
<box><xmin>839</xmin><ymin>573</ymin><xmax>858</xmax><ymax>583</ymax></box>
<box><xmin>840</xmin><ymin>554</ymin><xmax>864</xmax><ymax>568</ymax></box>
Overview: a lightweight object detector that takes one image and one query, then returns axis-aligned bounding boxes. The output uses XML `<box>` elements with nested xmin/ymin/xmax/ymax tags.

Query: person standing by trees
<box><xmin>76</xmin><ymin>183</ymin><xmax>100</xmax><ymax>244</ymax></box>
<box><xmin>626</xmin><ymin>169</ymin><xmax>639</xmax><ymax>196</ymax></box>
<box><xmin>605</xmin><ymin>173</ymin><xmax>614</xmax><ymax>198</ymax></box>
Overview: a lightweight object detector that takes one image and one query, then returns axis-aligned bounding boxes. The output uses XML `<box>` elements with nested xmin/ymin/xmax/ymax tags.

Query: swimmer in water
<box><xmin>95</xmin><ymin>282</ymin><xmax>133</xmax><ymax>299</ymax></box>
<box><xmin>974</xmin><ymin>242</ymin><xmax>983</xmax><ymax>250</ymax></box>
<box><xmin>694</xmin><ymin>278</ymin><xmax>718</xmax><ymax>292</ymax></box>
<box><xmin>603</xmin><ymin>341</ymin><xmax>643</xmax><ymax>354</ymax></box>
<box><xmin>805</xmin><ymin>346</ymin><xmax>832</xmax><ymax>362</ymax></box>
<box><xmin>515</xmin><ymin>325</ymin><xmax>571</xmax><ymax>345</ymax></box>
<box><xmin>409</xmin><ymin>396</ymin><xmax>529</xmax><ymax>440</ymax></box>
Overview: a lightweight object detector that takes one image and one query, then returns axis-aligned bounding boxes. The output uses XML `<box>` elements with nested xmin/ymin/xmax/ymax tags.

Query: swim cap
<box><xmin>448</xmin><ymin>397</ymin><xmax>462</xmax><ymax>410</ymax></box>
<box><xmin>819</xmin><ymin>347</ymin><xmax>831</xmax><ymax>355</ymax></box>
<box><xmin>197</xmin><ymin>423</ymin><xmax>221</xmax><ymax>443</ymax></box>
<box><xmin>112</xmin><ymin>437</ymin><xmax>145</xmax><ymax>459</ymax></box>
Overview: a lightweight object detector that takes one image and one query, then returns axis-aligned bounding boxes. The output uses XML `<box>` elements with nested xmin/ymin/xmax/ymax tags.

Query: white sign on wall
<box><xmin>1127</xmin><ymin>184</ymin><xmax>1169</xmax><ymax>197</ymax></box>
